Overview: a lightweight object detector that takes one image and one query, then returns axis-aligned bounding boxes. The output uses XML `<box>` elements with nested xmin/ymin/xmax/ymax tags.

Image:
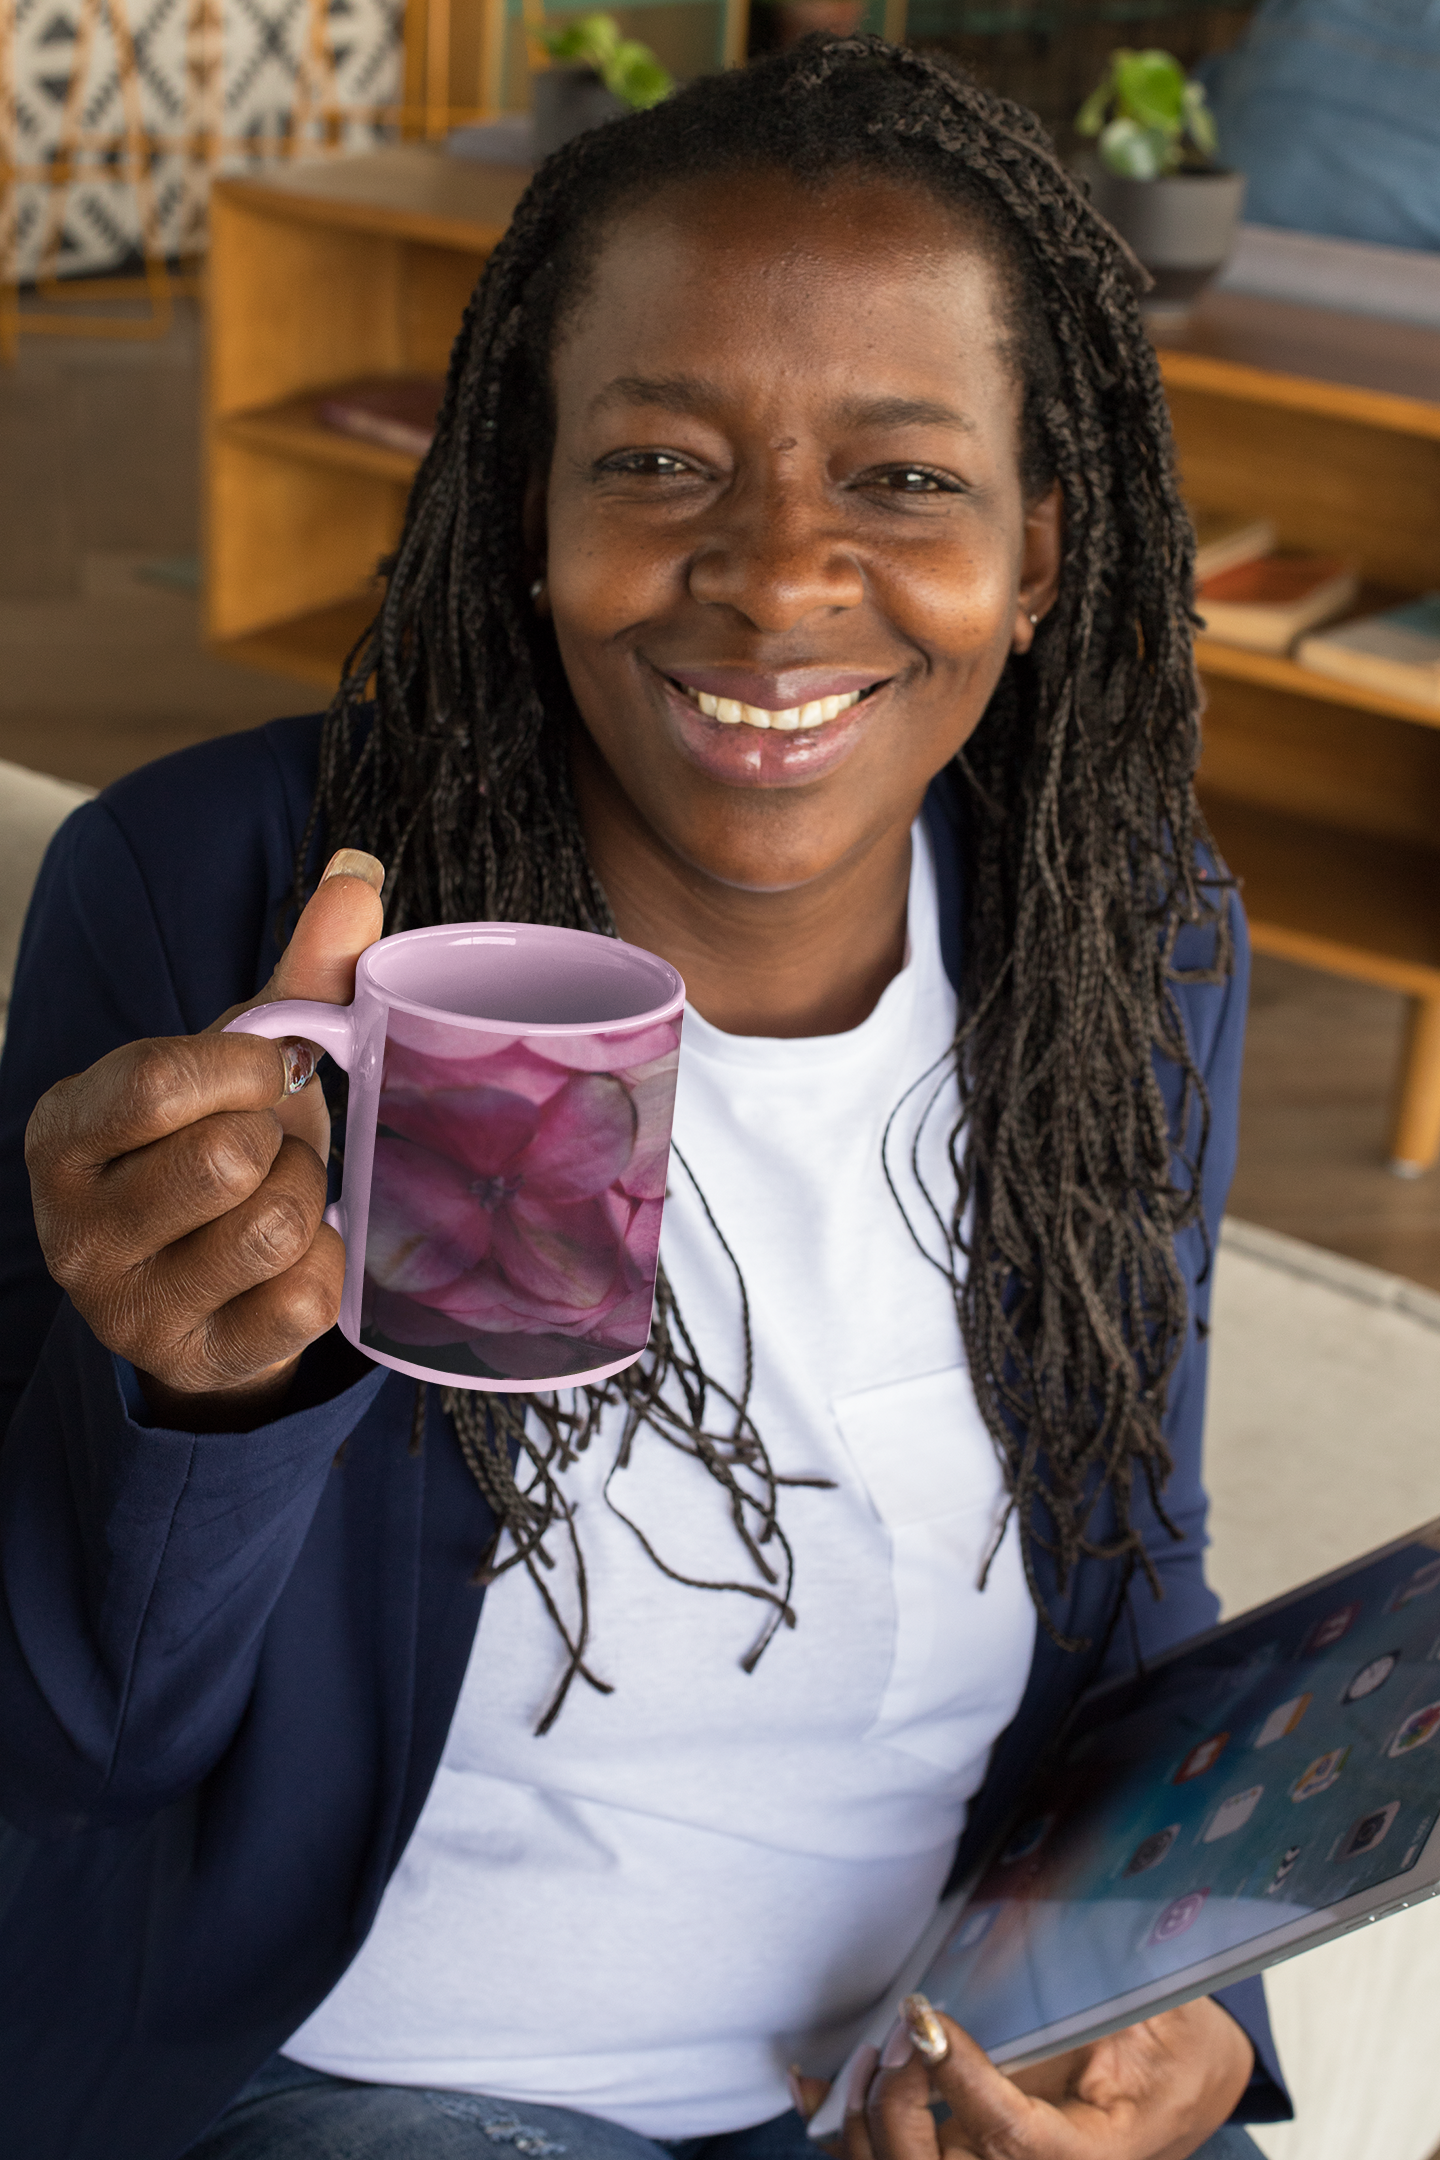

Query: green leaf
<box><xmin>1113</xmin><ymin>47</ymin><xmax>1186</xmax><ymax>133</ymax></box>
<box><xmin>541</xmin><ymin>12</ymin><xmax>621</xmax><ymax>66</ymax></box>
<box><xmin>1099</xmin><ymin>116</ymin><xmax>1170</xmax><ymax>180</ymax></box>
<box><xmin>604</xmin><ymin>41</ymin><xmax>671</xmax><ymax>109</ymax></box>
<box><xmin>1183</xmin><ymin>82</ymin><xmax>1219</xmax><ymax>157</ymax></box>
<box><xmin>1075</xmin><ymin>77</ymin><xmax>1113</xmax><ymax>138</ymax></box>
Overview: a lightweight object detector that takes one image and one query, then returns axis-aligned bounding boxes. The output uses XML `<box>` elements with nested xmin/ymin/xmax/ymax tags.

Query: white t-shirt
<box><xmin>285</xmin><ymin>825</ymin><xmax>1037</xmax><ymax>2137</ymax></box>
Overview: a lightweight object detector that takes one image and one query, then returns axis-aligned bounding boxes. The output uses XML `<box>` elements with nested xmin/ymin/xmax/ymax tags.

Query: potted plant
<box><xmin>532</xmin><ymin>13</ymin><xmax>672</xmax><ymax>159</ymax></box>
<box><xmin>1075</xmin><ymin>48</ymin><xmax>1245</xmax><ymax>310</ymax></box>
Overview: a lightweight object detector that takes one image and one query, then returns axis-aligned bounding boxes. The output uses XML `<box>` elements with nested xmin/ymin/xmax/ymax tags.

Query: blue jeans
<box><xmin>185</xmin><ymin>2053</ymin><xmax>1268</xmax><ymax>2159</ymax></box>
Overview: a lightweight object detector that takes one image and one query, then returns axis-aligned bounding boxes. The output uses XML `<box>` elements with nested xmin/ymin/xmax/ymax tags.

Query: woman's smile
<box><xmin>649</xmin><ymin>659</ymin><xmax>895</xmax><ymax>788</ymax></box>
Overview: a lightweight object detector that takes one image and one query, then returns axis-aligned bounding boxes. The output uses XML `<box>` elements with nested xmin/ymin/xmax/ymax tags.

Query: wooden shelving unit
<box><xmin>204</xmin><ymin>167</ymin><xmax>1440</xmax><ymax>1169</ymax></box>
<box><xmin>1154</xmin><ymin>290</ymin><xmax>1440</xmax><ymax>1170</ymax></box>
<box><xmin>205</xmin><ymin>146</ymin><xmax>525</xmax><ymax>678</ymax></box>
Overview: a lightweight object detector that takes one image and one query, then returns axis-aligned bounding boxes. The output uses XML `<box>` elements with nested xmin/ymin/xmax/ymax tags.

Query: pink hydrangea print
<box><xmin>360</xmin><ymin>1018</ymin><xmax>681</xmax><ymax>1382</ymax></box>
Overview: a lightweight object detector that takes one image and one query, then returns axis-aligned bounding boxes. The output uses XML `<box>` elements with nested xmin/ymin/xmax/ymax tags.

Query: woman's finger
<box><xmin>869</xmin><ymin>1999</ymin><xmax>1067</xmax><ymax>2160</ymax></box>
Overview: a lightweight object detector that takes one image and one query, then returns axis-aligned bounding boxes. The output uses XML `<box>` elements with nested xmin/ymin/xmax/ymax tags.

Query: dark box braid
<box><xmin>297</xmin><ymin>34</ymin><xmax>1230</xmax><ymax>1726</ymax></box>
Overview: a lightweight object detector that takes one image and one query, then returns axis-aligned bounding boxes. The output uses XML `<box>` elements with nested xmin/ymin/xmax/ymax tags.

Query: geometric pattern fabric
<box><xmin>4</xmin><ymin>0</ymin><xmax>402</xmax><ymax>279</ymax></box>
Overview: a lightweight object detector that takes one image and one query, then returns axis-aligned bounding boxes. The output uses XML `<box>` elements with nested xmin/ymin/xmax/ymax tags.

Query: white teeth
<box><xmin>685</xmin><ymin>685</ymin><xmax>868</xmax><ymax>729</ymax></box>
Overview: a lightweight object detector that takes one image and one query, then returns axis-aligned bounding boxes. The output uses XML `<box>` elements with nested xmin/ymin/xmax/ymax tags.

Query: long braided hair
<box><xmin>299</xmin><ymin>36</ymin><xmax>1230</xmax><ymax>1728</ymax></box>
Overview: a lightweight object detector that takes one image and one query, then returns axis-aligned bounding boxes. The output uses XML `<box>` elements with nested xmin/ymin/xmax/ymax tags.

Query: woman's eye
<box><xmin>866</xmin><ymin>466</ymin><xmax>961</xmax><ymax>495</ymax></box>
<box><xmin>598</xmin><ymin>450</ymin><xmax>696</xmax><ymax>479</ymax></box>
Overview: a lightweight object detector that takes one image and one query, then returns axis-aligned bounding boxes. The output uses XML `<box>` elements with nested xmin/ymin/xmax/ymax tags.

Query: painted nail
<box><xmin>321</xmin><ymin>848</ymin><xmax>385</xmax><ymax>892</ymax></box>
<box><xmin>279</xmin><ymin>1039</ymin><xmax>318</xmax><ymax>1094</ymax></box>
<box><xmin>880</xmin><ymin>2021</ymin><xmax>913</xmax><ymax>2071</ymax></box>
<box><xmin>902</xmin><ymin>1993</ymin><xmax>950</xmax><ymax>2067</ymax></box>
<box><xmin>845</xmin><ymin>2043</ymin><xmax>879</xmax><ymax>2116</ymax></box>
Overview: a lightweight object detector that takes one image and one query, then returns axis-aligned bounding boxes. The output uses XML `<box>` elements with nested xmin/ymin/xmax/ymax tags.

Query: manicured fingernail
<box><xmin>902</xmin><ymin>1993</ymin><xmax>950</xmax><ymax>2066</ymax></box>
<box><xmin>321</xmin><ymin>848</ymin><xmax>385</xmax><ymax>892</ymax></box>
<box><xmin>279</xmin><ymin>1039</ymin><xmax>318</xmax><ymax>1094</ymax></box>
<box><xmin>845</xmin><ymin>2043</ymin><xmax>879</xmax><ymax>2115</ymax></box>
<box><xmin>786</xmin><ymin>2067</ymin><xmax>806</xmax><ymax>2117</ymax></box>
<box><xmin>880</xmin><ymin>2021</ymin><xmax>913</xmax><ymax>2071</ymax></box>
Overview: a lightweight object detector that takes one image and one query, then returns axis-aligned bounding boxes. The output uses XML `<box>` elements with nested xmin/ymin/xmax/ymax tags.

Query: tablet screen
<box><xmin>920</xmin><ymin>1528</ymin><xmax>1440</xmax><ymax>2056</ymax></box>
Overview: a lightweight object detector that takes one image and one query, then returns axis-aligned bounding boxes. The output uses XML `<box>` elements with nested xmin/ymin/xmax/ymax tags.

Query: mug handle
<box><xmin>224</xmin><ymin>999</ymin><xmax>359</xmax><ymax>1237</ymax></box>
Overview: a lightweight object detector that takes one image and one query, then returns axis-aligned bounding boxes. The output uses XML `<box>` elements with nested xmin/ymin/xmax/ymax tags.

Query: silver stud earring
<box><xmin>1028</xmin><ymin>611</ymin><xmax>1040</xmax><ymax>626</ymax></box>
<box><xmin>529</xmin><ymin>579</ymin><xmax>544</xmax><ymax>603</ymax></box>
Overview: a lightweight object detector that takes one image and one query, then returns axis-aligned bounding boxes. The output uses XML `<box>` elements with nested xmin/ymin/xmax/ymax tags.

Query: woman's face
<box><xmin>536</xmin><ymin>168</ymin><xmax>1061</xmax><ymax>898</ymax></box>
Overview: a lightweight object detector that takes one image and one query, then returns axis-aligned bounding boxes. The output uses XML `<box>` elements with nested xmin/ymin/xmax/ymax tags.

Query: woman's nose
<box><xmin>686</xmin><ymin>488</ymin><xmax>865</xmax><ymax>629</ymax></box>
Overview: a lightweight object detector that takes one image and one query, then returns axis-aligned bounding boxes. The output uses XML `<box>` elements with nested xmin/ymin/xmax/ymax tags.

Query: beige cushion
<box><xmin>0</xmin><ymin>759</ymin><xmax>95</xmax><ymax>1040</ymax></box>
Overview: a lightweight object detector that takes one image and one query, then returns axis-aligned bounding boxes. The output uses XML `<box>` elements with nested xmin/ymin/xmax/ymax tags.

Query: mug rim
<box><xmin>355</xmin><ymin>919</ymin><xmax>685</xmax><ymax>1036</ymax></box>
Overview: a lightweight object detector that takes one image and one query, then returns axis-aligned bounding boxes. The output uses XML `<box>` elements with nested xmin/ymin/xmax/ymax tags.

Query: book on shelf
<box><xmin>316</xmin><ymin>377</ymin><xmax>445</xmax><ymax>460</ymax></box>
<box><xmin>1195</xmin><ymin>554</ymin><xmax>1359</xmax><ymax>655</ymax></box>
<box><xmin>1295</xmin><ymin>593</ymin><xmax>1440</xmax><ymax>708</ymax></box>
<box><xmin>1189</xmin><ymin>507</ymin><xmax>1277</xmax><ymax>582</ymax></box>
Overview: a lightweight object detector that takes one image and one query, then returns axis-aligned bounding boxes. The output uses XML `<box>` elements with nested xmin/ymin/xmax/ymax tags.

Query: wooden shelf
<box><xmin>1196</xmin><ymin>635</ymin><xmax>1440</xmax><ymax>733</ymax></box>
<box><xmin>1200</xmin><ymin>792</ymin><xmax>1440</xmax><ymax>998</ymax></box>
<box><xmin>212</xmin><ymin>145</ymin><xmax>529</xmax><ymax>253</ymax></box>
<box><xmin>215</xmin><ymin>595</ymin><xmax>380</xmax><ymax>690</ymax></box>
<box><xmin>1154</xmin><ymin>291</ymin><xmax>1440</xmax><ymax>440</ymax></box>
<box><xmin>218</xmin><ymin>393</ymin><xmax>425</xmax><ymax>486</ymax></box>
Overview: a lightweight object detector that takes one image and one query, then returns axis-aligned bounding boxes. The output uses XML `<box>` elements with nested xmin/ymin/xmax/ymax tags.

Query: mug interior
<box><xmin>361</xmin><ymin>922</ymin><xmax>680</xmax><ymax>1028</ymax></box>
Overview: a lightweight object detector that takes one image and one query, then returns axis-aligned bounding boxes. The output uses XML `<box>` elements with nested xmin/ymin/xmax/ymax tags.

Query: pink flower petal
<box><xmin>489</xmin><ymin>1193</ymin><xmax>624</xmax><ymax>1315</ymax></box>
<box><xmin>364</xmin><ymin>1283</ymin><xmax>480</xmax><ymax>1348</ymax></box>
<box><xmin>379</xmin><ymin>1084</ymin><xmax>539</xmax><ymax>1177</ymax></box>
<box><xmin>382</xmin><ymin>1038</ymin><xmax>570</xmax><ymax>1107</ymax></box>
<box><xmin>615</xmin><ymin>1051</ymin><xmax>678</xmax><ymax>1200</ymax></box>
<box><xmin>365</xmin><ymin>1138</ymin><xmax>494</xmax><ymax>1293</ymax></box>
<box><xmin>384</xmin><ymin>1012</ymin><xmax>522</xmax><ymax>1063</ymax></box>
<box><xmin>515</xmin><ymin>1073</ymin><xmax>637</xmax><ymax>1202</ymax></box>
<box><xmin>519</xmin><ymin>1016</ymin><xmax>681</xmax><ymax>1072</ymax></box>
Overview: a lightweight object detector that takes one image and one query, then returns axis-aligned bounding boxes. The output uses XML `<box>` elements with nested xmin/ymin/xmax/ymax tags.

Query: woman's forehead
<box><xmin>551</xmin><ymin>168</ymin><xmax>1013</xmax><ymax>400</ymax></box>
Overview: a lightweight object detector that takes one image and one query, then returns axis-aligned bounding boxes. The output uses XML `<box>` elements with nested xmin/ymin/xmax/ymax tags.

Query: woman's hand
<box><xmin>833</xmin><ymin>1992</ymin><xmax>1254</xmax><ymax>2160</ymax></box>
<box><xmin>25</xmin><ymin>850</ymin><xmax>385</xmax><ymax>1429</ymax></box>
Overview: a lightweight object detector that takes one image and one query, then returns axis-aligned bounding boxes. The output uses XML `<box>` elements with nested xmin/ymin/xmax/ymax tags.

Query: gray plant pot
<box><xmin>1088</xmin><ymin>166</ymin><xmax>1247</xmax><ymax>308</ymax></box>
<box><xmin>531</xmin><ymin>66</ymin><xmax>628</xmax><ymax>160</ymax></box>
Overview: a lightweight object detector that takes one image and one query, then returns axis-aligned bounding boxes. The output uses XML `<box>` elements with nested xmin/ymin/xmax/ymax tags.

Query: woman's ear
<box><xmin>522</xmin><ymin>470</ymin><xmax>549</xmax><ymax>615</ymax></box>
<box><xmin>1012</xmin><ymin>478</ymin><xmax>1063</xmax><ymax>653</ymax></box>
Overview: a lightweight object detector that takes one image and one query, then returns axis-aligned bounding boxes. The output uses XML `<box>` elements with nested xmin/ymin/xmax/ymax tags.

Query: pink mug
<box><xmin>226</xmin><ymin>922</ymin><xmax>685</xmax><ymax>1392</ymax></box>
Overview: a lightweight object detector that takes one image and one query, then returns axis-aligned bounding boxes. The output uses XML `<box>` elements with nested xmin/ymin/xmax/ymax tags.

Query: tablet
<box><xmin>809</xmin><ymin>1517</ymin><xmax>1440</xmax><ymax>2138</ymax></box>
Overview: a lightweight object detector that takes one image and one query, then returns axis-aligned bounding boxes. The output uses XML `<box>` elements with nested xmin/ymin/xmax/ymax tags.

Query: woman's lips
<box><xmin>666</xmin><ymin>664</ymin><xmax>888</xmax><ymax>726</ymax></box>
<box><xmin>650</xmin><ymin>662</ymin><xmax>892</xmax><ymax>788</ymax></box>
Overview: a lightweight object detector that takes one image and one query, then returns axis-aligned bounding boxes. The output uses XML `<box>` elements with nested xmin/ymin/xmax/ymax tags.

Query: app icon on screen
<box><xmin>1334</xmin><ymin>1803</ymin><xmax>1400</xmax><ymax>1861</ymax></box>
<box><xmin>1290</xmin><ymin>1747</ymin><xmax>1350</xmax><ymax>1801</ymax></box>
<box><xmin>999</xmin><ymin>1816</ymin><xmax>1056</xmax><ymax>1866</ymax></box>
<box><xmin>1147</xmin><ymin>1890</ymin><xmax>1210</xmax><ymax>1946</ymax></box>
<box><xmin>1342</xmin><ymin>1653</ymin><xmax>1400</xmax><ymax>1704</ymax></box>
<box><xmin>1255</xmin><ymin>1696</ymin><xmax>1312</xmax><ymax>1747</ymax></box>
<box><xmin>1202</xmin><ymin>1785</ymin><xmax>1264</xmax><ymax>1842</ymax></box>
<box><xmin>1264</xmin><ymin>1845</ymin><xmax>1301</xmax><ymax>1895</ymax></box>
<box><xmin>1174</xmin><ymin>1733</ymin><xmax>1230</xmax><ymax>1783</ymax></box>
<box><xmin>1301</xmin><ymin>1604</ymin><xmax>1360</xmax><ymax>1656</ymax></box>
<box><xmin>1401</xmin><ymin>1815</ymin><xmax>1435</xmax><ymax>1870</ymax></box>
<box><xmin>1388</xmin><ymin>1559</ymin><xmax>1440</xmax><ymax>1612</ymax></box>
<box><xmin>1388</xmin><ymin>1702</ymin><xmax>1440</xmax><ymax>1758</ymax></box>
<box><xmin>1124</xmin><ymin>1825</ymin><xmax>1181</xmax><ymax>1876</ymax></box>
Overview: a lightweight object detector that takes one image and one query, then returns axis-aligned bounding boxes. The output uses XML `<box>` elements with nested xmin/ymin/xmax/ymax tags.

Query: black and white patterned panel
<box><xmin>6</xmin><ymin>0</ymin><xmax>403</xmax><ymax>280</ymax></box>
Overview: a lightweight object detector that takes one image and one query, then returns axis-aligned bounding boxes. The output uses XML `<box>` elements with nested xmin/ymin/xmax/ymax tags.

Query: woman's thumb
<box><xmin>265</xmin><ymin>849</ymin><xmax>386</xmax><ymax>1007</ymax></box>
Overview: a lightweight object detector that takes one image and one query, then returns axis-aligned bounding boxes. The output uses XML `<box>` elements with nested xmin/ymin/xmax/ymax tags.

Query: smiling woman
<box><xmin>3</xmin><ymin>33</ymin><xmax>1281</xmax><ymax>2160</ymax></box>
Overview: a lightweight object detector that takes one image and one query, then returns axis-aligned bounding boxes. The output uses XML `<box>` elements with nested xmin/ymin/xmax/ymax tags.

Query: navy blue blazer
<box><xmin>0</xmin><ymin>718</ymin><xmax>1289</xmax><ymax>2159</ymax></box>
